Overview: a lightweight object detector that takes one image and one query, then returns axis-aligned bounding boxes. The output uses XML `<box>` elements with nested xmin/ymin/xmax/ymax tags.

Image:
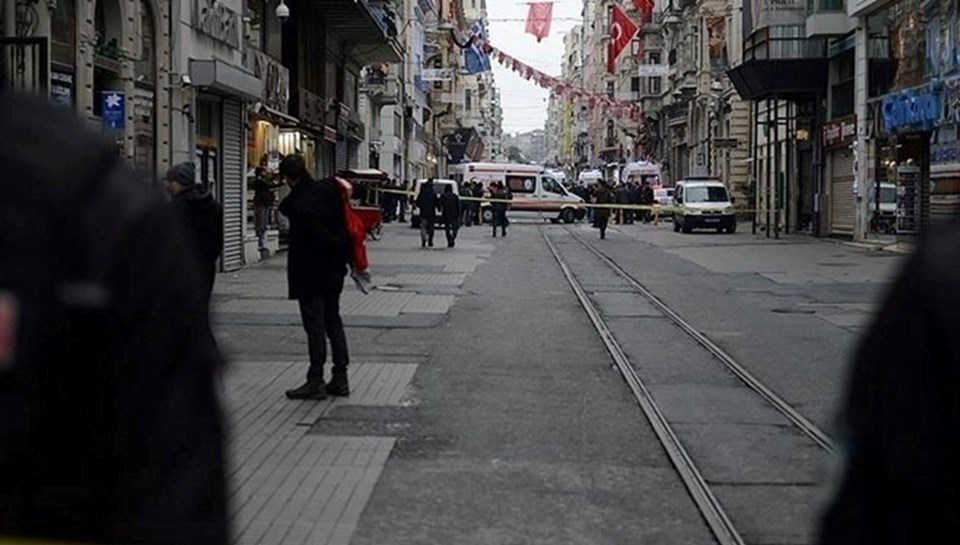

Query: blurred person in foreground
<box><xmin>0</xmin><ymin>92</ymin><xmax>228</xmax><ymax>543</ymax></box>
<box><xmin>818</xmin><ymin>226</ymin><xmax>960</xmax><ymax>544</ymax></box>
<box><xmin>277</xmin><ymin>155</ymin><xmax>352</xmax><ymax>399</ymax></box>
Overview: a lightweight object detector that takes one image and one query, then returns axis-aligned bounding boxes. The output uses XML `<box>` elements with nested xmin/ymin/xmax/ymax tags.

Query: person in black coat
<box><xmin>416</xmin><ymin>178</ymin><xmax>439</xmax><ymax>248</ymax></box>
<box><xmin>164</xmin><ymin>162</ymin><xmax>223</xmax><ymax>303</ymax></box>
<box><xmin>818</xmin><ymin>223</ymin><xmax>960</xmax><ymax>544</ymax></box>
<box><xmin>439</xmin><ymin>184</ymin><xmax>462</xmax><ymax>248</ymax></box>
<box><xmin>277</xmin><ymin>155</ymin><xmax>352</xmax><ymax>400</ymax></box>
<box><xmin>0</xmin><ymin>91</ymin><xmax>227</xmax><ymax>544</ymax></box>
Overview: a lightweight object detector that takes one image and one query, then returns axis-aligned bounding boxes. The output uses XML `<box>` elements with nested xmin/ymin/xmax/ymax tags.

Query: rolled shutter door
<box><xmin>830</xmin><ymin>149</ymin><xmax>855</xmax><ymax>235</ymax></box>
<box><xmin>221</xmin><ymin>98</ymin><xmax>245</xmax><ymax>271</ymax></box>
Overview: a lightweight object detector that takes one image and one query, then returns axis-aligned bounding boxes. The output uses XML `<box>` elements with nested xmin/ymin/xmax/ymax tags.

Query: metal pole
<box><xmin>774</xmin><ymin>98</ymin><xmax>781</xmax><ymax>239</ymax></box>
<box><xmin>752</xmin><ymin>99</ymin><xmax>757</xmax><ymax>235</ymax></box>
<box><xmin>766</xmin><ymin>99</ymin><xmax>772</xmax><ymax>237</ymax></box>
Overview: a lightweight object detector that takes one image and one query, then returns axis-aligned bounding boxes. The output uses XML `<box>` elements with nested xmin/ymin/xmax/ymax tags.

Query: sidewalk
<box><xmin>212</xmin><ymin>223</ymin><xmax>494</xmax><ymax>545</ymax></box>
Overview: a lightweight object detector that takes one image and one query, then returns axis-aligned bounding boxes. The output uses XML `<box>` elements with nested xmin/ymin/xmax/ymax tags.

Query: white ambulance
<box><xmin>450</xmin><ymin>162</ymin><xmax>586</xmax><ymax>224</ymax></box>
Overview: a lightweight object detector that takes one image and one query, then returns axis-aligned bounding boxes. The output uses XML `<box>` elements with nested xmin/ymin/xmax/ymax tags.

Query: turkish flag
<box><xmin>608</xmin><ymin>4</ymin><xmax>639</xmax><ymax>74</ymax></box>
<box><xmin>632</xmin><ymin>0</ymin><xmax>654</xmax><ymax>23</ymax></box>
<box><xmin>525</xmin><ymin>3</ymin><xmax>553</xmax><ymax>42</ymax></box>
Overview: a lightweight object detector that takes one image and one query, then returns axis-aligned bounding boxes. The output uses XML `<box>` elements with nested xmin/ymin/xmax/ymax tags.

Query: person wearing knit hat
<box><xmin>164</xmin><ymin>162</ymin><xmax>223</xmax><ymax>303</ymax></box>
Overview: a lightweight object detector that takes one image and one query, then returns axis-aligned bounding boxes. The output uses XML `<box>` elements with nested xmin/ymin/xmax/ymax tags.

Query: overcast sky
<box><xmin>486</xmin><ymin>1</ymin><xmax>583</xmax><ymax>136</ymax></box>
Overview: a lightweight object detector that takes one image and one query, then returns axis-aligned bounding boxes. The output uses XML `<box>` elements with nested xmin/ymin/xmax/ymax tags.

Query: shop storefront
<box><xmin>930</xmin><ymin>76</ymin><xmax>960</xmax><ymax>221</ymax></box>
<box><xmin>824</xmin><ymin>116</ymin><xmax>857</xmax><ymax>235</ymax></box>
<box><xmin>189</xmin><ymin>58</ymin><xmax>261</xmax><ymax>271</ymax></box>
<box><xmin>878</xmin><ymin>82</ymin><xmax>940</xmax><ymax>236</ymax></box>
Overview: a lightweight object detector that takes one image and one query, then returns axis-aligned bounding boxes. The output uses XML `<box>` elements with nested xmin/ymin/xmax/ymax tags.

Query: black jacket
<box><xmin>819</xmin><ymin>223</ymin><xmax>960</xmax><ymax>544</ymax></box>
<box><xmin>278</xmin><ymin>177</ymin><xmax>349</xmax><ymax>298</ymax></box>
<box><xmin>170</xmin><ymin>184</ymin><xmax>223</xmax><ymax>301</ymax></box>
<box><xmin>439</xmin><ymin>191</ymin><xmax>461</xmax><ymax>225</ymax></box>
<box><xmin>0</xmin><ymin>91</ymin><xmax>227</xmax><ymax>544</ymax></box>
<box><xmin>416</xmin><ymin>183</ymin><xmax>439</xmax><ymax>219</ymax></box>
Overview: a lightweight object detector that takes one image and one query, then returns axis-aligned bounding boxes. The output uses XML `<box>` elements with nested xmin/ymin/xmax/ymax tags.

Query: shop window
<box><xmin>95</xmin><ymin>0</ymin><xmax>122</xmax><ymax>61</ymax></box>
<box><xmin>51</xmin><ymin>0</ymin><xmax>75</xmax><ymax>68</ymax></box>
<box><xmin>133</xmin><ymin>1</ymin><xmax>157</xmax><ymax>176</ymax></box>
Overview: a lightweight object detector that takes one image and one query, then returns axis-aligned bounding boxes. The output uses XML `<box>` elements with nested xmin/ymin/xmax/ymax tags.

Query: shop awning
<box><xmin>189</xmin><ymin>59</ymin><xmax>261</xmax><ymax>102</ymax></box>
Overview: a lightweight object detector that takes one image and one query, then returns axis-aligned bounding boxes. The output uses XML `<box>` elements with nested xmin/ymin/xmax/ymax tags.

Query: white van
<box><xmin>410</xmin><ymin>178</ymin><xmax>459</xmax><ymax>228</ymax></box>
<box><xmin>673</xmin><ymin>178</ymin><xmax>737</xmax><ymax>234</ymax></box>
<box><xmin>451</xmin><ymin>162</ymin><xmax>586</xmax><ymax>224</ymax></box>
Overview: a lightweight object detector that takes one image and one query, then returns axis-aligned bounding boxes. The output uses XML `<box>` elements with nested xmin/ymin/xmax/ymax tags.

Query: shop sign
<box><xmin>932</xmin><ymin>140</ymin><xmax>960</xmax><ymax>165</ymax></box>
<box><xmin>101</xmin><ymin>91</ymin><xmax>125</xmax><ymax>130</ymax></box>
<box><xmin>637</xmin><ymin>64</ymin><xmax>670</xmax><ymax>77</ymax></box>
<box><xmin>421</xmin><ymin>68</ymin><xmax>453</xmax><ymax>82</ymax></box>
<box><xmin>823</xmin><ymin>117</ymin><xmax>856</xmax><ymax>149</ymax></box>
<box><xmin>882</xmin><ymin>86</ymin><xmax>941</xmax><ymax>135</ymax></box>
<box><xmin>243</xmin><ymin>49</ymin><xmax>290</xmax><ymax>113</ymax></box>
<box><xmin>193</xmin><ymin>0</ymin><xmax>242</xmax><ymax>49</ymax></box>
<box><xmin>50</xmin><ymin>71</ymin><xmax>74</xmax><ymax>109</ymax></box>
<box><xmin>752</xmin><ymin>0</ymin><xmax>806</xmax><ymax>31</ymax></box>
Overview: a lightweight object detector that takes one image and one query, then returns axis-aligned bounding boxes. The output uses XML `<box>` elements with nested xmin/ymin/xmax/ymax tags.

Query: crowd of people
<box><xmin>568</xmin><ymin>177</ymin><xmax>657</xmax><ymax>227</ymax></box>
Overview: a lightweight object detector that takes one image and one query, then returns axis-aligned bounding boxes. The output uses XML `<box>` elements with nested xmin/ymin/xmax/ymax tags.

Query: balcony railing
<box><xmin>744</xmin><ymin>25</ymin><xmax>827</xmax><ymax>62</ymax></box>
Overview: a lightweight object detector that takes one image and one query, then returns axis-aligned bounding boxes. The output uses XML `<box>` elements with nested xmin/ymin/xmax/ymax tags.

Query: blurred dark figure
<box><xmin>594</xmin><ymin>183</ymin><xmax>613</xmax><ymax>239</ymax></box>
<box><xmin>416</xmin><ymin>178</ymin><xmax>439</xmax><ymax>248</ymax></box>
<box><xmin>640</xmin><ymin>181</ymin><xmax>655</xmax><ymax>223</ymax></box>
<box><xmin>251</xmin><ymin>166</ymin><xmax>281</xmax><ymax>255</ymax></box>
<box><xmin>0</xmin><ymin>92</ymin><xmax>228</xmax><ymax>543</ymax></box>
<box><xmin>460</xmin><ymin>182</ymin><xmax>474</xmax><ymax>227</ymax></box>
<box><xmin>491</xmin><ymin>182</ymin><xmax>512</xmax><ymax>238</ymax></box>
<box><xmin>398</xmin><ymin>180</ymin><xmax>409</xmax><ymax>222</ymax></box>
<box><xmin>472</xmin><ymin>181</ymin><xmax>485</xmax><ymax>225</ymax></box>
<box><xmin>164</xmin><ymin>162</ymin><xmax>223</xmax><ymax>302</ymax></box>
<box><xmin>440</xmin><ymin>185</ymin><xmax>461</xmax><ymax>248</ymax></box>
<box><xmin>819</xmin><ymin>226</ymin><xmax>960</xmax><ymax>544</ymax></box>
<box><xmin>277</xmin><ymin>156</ymin><xmax>352</xmax><ymax>399</ymax></box>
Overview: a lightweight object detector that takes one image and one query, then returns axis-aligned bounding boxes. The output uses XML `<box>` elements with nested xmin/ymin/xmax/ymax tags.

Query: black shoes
<box><xmin>326</xmin><ymin>373</ymin><xmax>350</xmax><ymax>397</ymax></box>
<box><xmin>285</xmin><ymin>380</ymin><xmax>327</xmax><ymax>400</ymax></box>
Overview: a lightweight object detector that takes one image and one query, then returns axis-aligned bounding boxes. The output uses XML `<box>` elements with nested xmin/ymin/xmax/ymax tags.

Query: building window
<box><xmin>648</xmin><ymin>77</ymin><xmax>662</xmax><ymax>96</ymax></box>
<box><xmin>465</xmin><ymin>89</ymin><xmax>472</xmax><ymax>111</ymax></box>
<box><xmin>606</xmin><ymin>81</ymin><xmax>614</xmax><ymax>99</ymax></box>
<box><xmin>133</xmin><ymin>0</ymin><xmax>157</xmax><ymax>175</ymax></box>
<box><xmin>606</xmin><ymin>120</ymin><xmax>615</xmax><ymax>141</ymax></box>
<box><xmin>394</xmin><ymin>111</ymin><xmax>402</xmax><ymax>137</ymax></box>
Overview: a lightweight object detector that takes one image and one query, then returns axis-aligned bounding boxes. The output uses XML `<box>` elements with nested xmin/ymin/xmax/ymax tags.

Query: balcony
<box><xmin>361</xmin><ymin>67</ymin><xmax>399</xmax><ymax>106</ymax></box>
<box><xmin>806</xmin><ymin>0</ymin><xmax>856</xmax><ymax>38</ymax></box>
<box><xmin>318</xmin><ymin>0</ymin><xmax>403</xmax><ymax>64</ymax></box>
<box><xmin>728</xmin><ymin>26</ymin><xmax>828</xmax><ymax>101</ymax></box>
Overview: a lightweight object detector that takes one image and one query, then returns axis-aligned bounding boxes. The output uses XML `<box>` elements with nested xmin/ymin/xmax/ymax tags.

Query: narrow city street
<box><xmin>212</xmin><ymin>219</ymin><xmax>904</xmax><ymax>545</ymax></box>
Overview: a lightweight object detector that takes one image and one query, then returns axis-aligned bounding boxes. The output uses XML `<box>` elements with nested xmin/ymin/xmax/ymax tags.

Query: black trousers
<box><xmin>445</xmin><ymin>223</ymin><xmax>459</xmax><ymax>246</ymax></box>
<box><xmin>298</xmin><ymin>295</ymin><xmax>349</xmax><ymax>382</ymax></box>
<box><xmin>597</xmin><ymin>217</ymin><xmax>609</xmax><ymax>239</ymax></box>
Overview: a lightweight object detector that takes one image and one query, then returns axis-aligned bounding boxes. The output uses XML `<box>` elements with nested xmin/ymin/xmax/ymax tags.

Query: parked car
<box><xmin>673</xmin><ymin>178</ymin><xmax>737</xmax><ymax>234</ymax></box>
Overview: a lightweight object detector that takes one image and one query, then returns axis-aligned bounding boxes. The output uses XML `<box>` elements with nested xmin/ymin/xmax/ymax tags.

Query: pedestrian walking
<box><xmin>640</xmin><ymin>181</ymin><xmax>655</xmax><ymax>223</ymax></box>
<box><xmin>277</xmin><ymin>155</ymin><xmax>352</xmax><ymax>400</ymax></box>
<box><xmin>594</xmin><ymin>182</ymin><xmax>614</xmax><ymax>239</ymax></box>
<box><xmin>251</xmin><ymin>166</ymin><xmax>281</xmax><ymax>256</ymax></box>
<box><xmin>398</xmin><ymin>180</ymin><xmax>409</xmax><ymax>222</ymax></box>
<box><xmin>491</xmin><ymin>182</ymin><xmax>512</xmax><ymax>237</ymax></box>
<box><xmin>460</xmin><ymin>182</ymin><xmax>474</xmax><ymax>227</ymax></box>
<box><xmin>0</xmin><ymin>91</ymin><xmax>228</xmax><ymax>544</ymax></box>
<box><xmin>416</xmin><ymin>178</ymin><xmax>439</xmax><ymax>248</ymax></box>
<box><xmin>473</xmin><ymin>181</ymin><xmax>485</xmax><ymax>225</ymax></box>
<box><xmin>440</xmin><ymin>185</ymin><xmax>462</xmax><ymax>248</ymax></box>
<box><xmin>164</xmin><ymin>161</ymin><xmax>224</xmax><ymax>303</ymax></box>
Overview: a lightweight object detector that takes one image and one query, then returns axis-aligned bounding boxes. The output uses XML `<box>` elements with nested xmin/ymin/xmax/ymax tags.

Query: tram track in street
<box><xmin>542</xmin><ymin>225</ymin><xmax>837</xmax><ymax>545</ymax></box>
